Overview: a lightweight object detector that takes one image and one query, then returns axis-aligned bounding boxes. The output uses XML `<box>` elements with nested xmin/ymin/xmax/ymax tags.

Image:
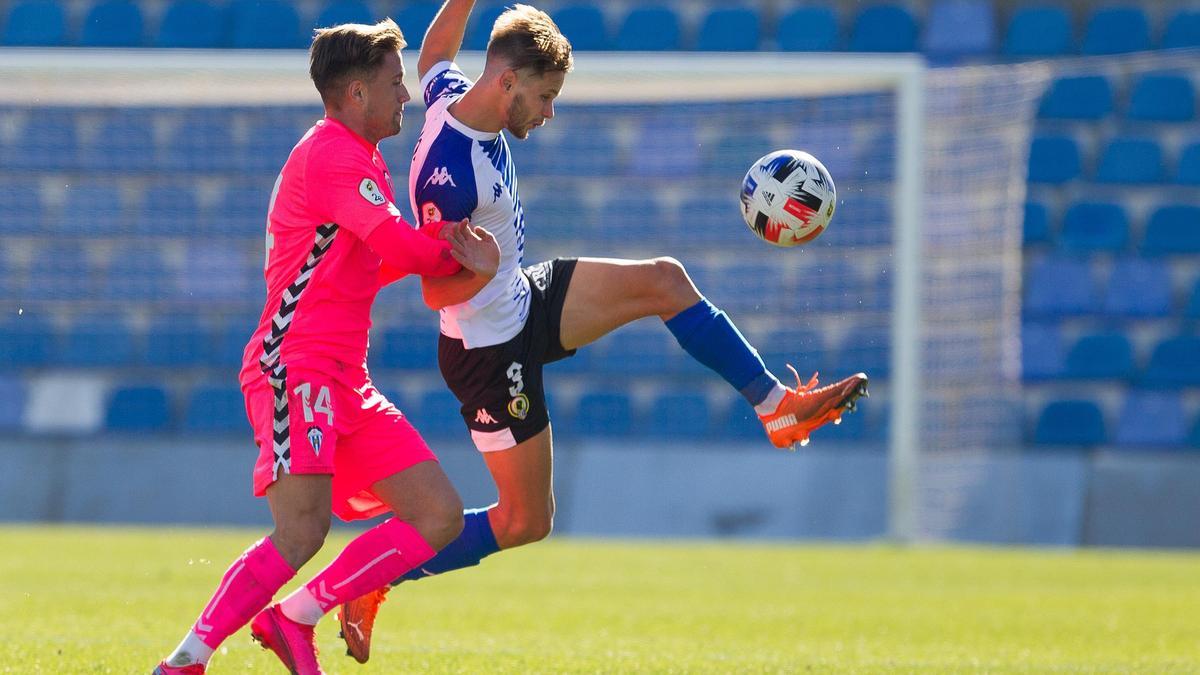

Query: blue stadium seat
<box><xmin>716</xmin><ymin>398</ymin><xmax>766</xmax><ymax>439</ymax></box>
<box><xmin>1027</xmin><ymin>134</ymin><xmax>1081</xmax><ymax>184</ymax></box>
<box><xmin>922</xmin><ymin>0</ymin><xmax>995</xmax><ymax>60</ymax></box>
<box><xmin>22</xmin><ymin>243</ymin><xmax>96</xmax><ymax>300</ymax></box>
<box><xmin>220</xmin><ymin>180</ymin><xmax>274</xmax><ymax>236</ymax></box>
<box><xmin>615</xmin><ymin>6</ymin><xmax>681</xmax><ymax>51</ymax></box>
<box><xmin>696</xmin><ymin>7</ymin><xmax>760</xmax><ymax>51</ymax></box>
<box><xmin>184</xmin><ymin>384</ymin><xmax>248</xmax><ymax>433</ymax></box>
<box><xmin>592</xmin><ymin>327</ymin><xmax>678</xmax><ymax>376</ymax></box>
<box><xmin>757</xmin><ymin>328</ymin><xmax>827</xmax><ymax>382</ymax></box>
<box><xmin>1064</xmin><ymin>332</ymin><xmax>1135</xmax><ymax>380</ymax></box>
<box><xmin>80</xmin><ymin>0</ymin><xmax>144</xmax><ymax>47</ymax></box>
<box><xmin>156</xmin><ymin>0</ymin><xmax>225</xmax><ymax>47</ymax></box>
<box><xmin>105</xmin><ymin>244</ymin><xmax>170</xmax><ymax>300</ymax></box>
<box><xmin>412</xmin><ymin>390</ymin><xmax>463</xmax><ymax>437</ymax></box>
<box><xmin>1037</xmin><ymin>76</ymin><xmax>1113</xmax><ymax>120</ymax></box>
<box><xmin>837</xmin><ymin>326</ymin><xmax>890</xmax><ymax>380</ymax></box>
<box><xmin>1178</xmin><ymin>142</ymin><xmax>1200</xmax><ymax>185</ymax></box>
<box><xmin>629</xmin><ymin>116</ymin><xmax>697</xmax><ymax>177</ymax></box>
<box><xmin>1103</xmin><ymin>258</ymin><xmax>1172</xmax><ymax>317</ymax></box>
<box><xmin>81</xmin><ymin>109</ymin><xmax>158</xmax><ymax>172</ymax></box>
<box><xmin>777</xmin><ymin>6</ymin><xmax>838</xmax><ymax>51</ymax></box>
<box><xmin>1163</xmin><ymin>9</ymin><xmax>1200</xmax><ymax>50</ymax></box>
<box><xmin>242</xmin><ymin>111</ymin><xmax>310</xmax><ymax>173</ymax></box>
<box><xmin>1127</xmin><ymin>73</ymin><xmax>1195</xmax><ymax>122</ymax></box>
<box><xmin>1021</xmin><ymin>322</ymin><xmax>1064</xmax><ymax>380</ymax></box>
<box><xmin>179</xmin><ymin>243</ymin><xmax>258</xmax><ymax>302</ymax></box>
<box><xmin>1058</xmin><ymin>201</ymin><xmax>1128</xmax><ymax>253</ymax></box>
<box><xmin>849</xmin><ymin>4</ymin><xmax>918</xmax><ymax>52</ymax></box>
<box><xmin>165</xmin><ymin>110</ymin><xmax>237</xmax><ymax>172</ymax></box>
<box><xmin>1003</xmin><ymin>6</ymin><xmax>1072</xmax><ymax>57</ymax></box>
<box><xmin>53</xmin><ymin>180</ymin><xmax>124</xmax><ymax>235</ymax></box>
<box><xmin>1081</xmin><ymin>6</ymin><xmax>1150</xmax><ymax>55</ymax></box>
<box><xmin>231</xmin><ymin>0</ymin><xmax>304</xmax><ymax>48</ymax></box>
<box><xmin>2</xmin><ymin>108</ymin><xmax>78</xmax><ymax>171</ymax></box>
<box><xmin>1192</xmin><ymin>414</ymin><xmax>1200</xmax><ymax>448</ymax></box>
<box><xmin>60</xmin><ymin>316</ymin><xmax>137</xmax><ymax>367</ymax></box>
<box><xmin>570</xmin><ymin>391</ymin><xmax>633</xmax><ymax>437</ymax></box>
<box><xmin>645</xmin><ymin>392</ymin><xmax>710</xmax><ymax>439</ymax></box>
<box><xmin>394</xmin><ymin>2</ymin><xmax>438</xmax><ymax>49</ymax></box>
<box><xmin>1094</xmin><ymin>137</ymin><xmax>1164</xmax><ymax>184</ymax></box>
<box><xmin>0</xmin><ymin>375</ymin><xmax>25</xmax><ymax>431</ymax></box>
<box><xmin>375</xmin><ymin>326</ymin><xmax>437</xmax><ymax>370</ymax></box>
<box><xmin>144</xmin><ymin>315</ymin><xmax>214</xmax><ymax>367</ymax></box>
<box><xmin>1023</xmin><ymin>201</ymin><xmax>1050</xmax><ymax>245</ymax></box>
<box><xmin>0</xmin><ymin>177</ymin><xmax>43</xmax><ymax>234</ymax></box>
<box><xmin>1188</xmin><ymin>278</ymin><xmax>1200</xmax><ymax>320</ymax></box>
<box><xmin>701</xmin><ymin>129</ymin><xmax>773</xmax><ymax>178</ymax></box>
<box><xmin>314</xmin><ymin>0</ymin><xmax>372</xmax><ymax>29</ymax></box>
<box><xmin>465</xmin><ymin>4</ymin><xmax>507</xmax><ymax>50</ymax></box>
<box><xmin>522</xmin><ymin>189</ymin><xmax>598</xmax><ymax>239</ymax></box>
<box><xmin>1143</xmin><ymin>336</ymin><xmax>1200</xmax><ymax>387</ymax></box>
<box><xmin>3</xmin><ymin>0</ymin><xmax>67</xmax><ymax>46</ymax></box>
<box><xmin>603</xmin><ymin>192</ymin><xmax>666</xmax><ymax>242</ymax></box>
<box><xmin>1033</xmin><ymin>399</ymin><xmax>1106</xmax><ymax>446</ymax></box>
<box><xmin>555</xmin><ymin>120</ymin><xmax>619</xmax><ymax>175</ymax></box>
<box><xmin>1024</xmin><ymin>255</ymin><xmax>1098</xmax><ymax>317</ymax></box>
<box><xmin>1115</xmin><ymin>391</ymin><xmax>1187</xmax><ymax>447</ymax></box>
<box><xmin>677</xmin><ymin>194</ymin><xmax>741</xmax><ymax>244</ymax></box>
<box><xmin>214</xmin><ymin>313</ymin><xmax>258</xmax><ymax>369</ymax></box>
<box><xmin>137</xmin><ymin>179</ymin><xmax>199</xmax><ymax>236</ymax></box>
<box><xmin>553</xmin><ymin>4</ymin><xmax>609</xmax><ymax>51</ymax></box>
<box><xmin>106</xmin><ymin>385</ymin><xmax>172</xmax><ymax>432</ymax></box>
<box><xmin>0</xmin><ymin>315</ymin><xmax>53</xmax><ymax>368</ymax></box>
<box><xmin>1143</xmin><ymin>205</ymin><xmax>1200</xmax><ymax>255</ymax></box>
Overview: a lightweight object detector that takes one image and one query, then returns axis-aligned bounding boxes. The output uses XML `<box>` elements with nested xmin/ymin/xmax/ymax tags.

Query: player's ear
<box><xmin>347</xmin><ymin>78</ymin><xmax>366</xmax><ymax>106</ymax></box>
<box><xmin>501</xmin><ymin>69</ymin><xmax>516</xmax><ymax>93</ymax></box>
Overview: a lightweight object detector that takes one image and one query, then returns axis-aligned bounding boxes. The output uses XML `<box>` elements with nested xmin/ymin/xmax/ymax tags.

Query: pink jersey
<box><xmin>239</xmin><ymin>117</ymin><xmax>413</xmax><ymax>386</ymax></box>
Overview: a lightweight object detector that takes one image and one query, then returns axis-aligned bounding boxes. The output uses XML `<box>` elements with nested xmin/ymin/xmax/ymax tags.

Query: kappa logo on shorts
<box><xmin>306</xmin><ymin>425</ymin><xmax>324</xmax><ymax>455</ymax></box>
<box><xmin>359</xmin><ymin>178</ymin><xmax>386</xmax><ymax>206</ymax></box>
<box><xmin>508</xmin><ymin>393</ymin><xmax>530</xmax><ymax>420</ymax></box>
<box><xmin>475</xmin><ymin>408</ymin><xmax>499</xmax><ymax>425</ymax></box>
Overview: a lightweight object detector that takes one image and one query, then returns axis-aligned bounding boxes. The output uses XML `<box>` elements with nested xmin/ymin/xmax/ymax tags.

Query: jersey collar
<box><xmin>321</xmin><ymin>116</ymin><xmax>379</xmax><ymax>153</ymax></box>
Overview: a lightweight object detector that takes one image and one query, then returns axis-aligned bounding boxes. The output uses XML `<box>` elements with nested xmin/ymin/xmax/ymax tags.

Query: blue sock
<box><xmin>392</xmin><ymin>507</ymin><xmax>500</xmax><ymax>585</ymax></box>
<box><xmin>665</xmin><ymin>299</ymin><xmax>780</xmax><ymax>406</ymax></box>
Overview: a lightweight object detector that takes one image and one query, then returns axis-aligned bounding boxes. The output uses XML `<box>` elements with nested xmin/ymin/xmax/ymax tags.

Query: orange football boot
<box><xmin>337</xmin><ymin>586</ymin><xmax>390</xmax><ymax>664</ymax></box>
<box><xmin>758</xmin><ymin>366</ymin><xmax>869</xmax><ymax>449</ymax></box>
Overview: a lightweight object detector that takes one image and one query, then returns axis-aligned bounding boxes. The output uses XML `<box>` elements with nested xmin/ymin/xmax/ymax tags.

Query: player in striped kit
<box><xmin>152</xmin><ymin>19</ymin><xmax>499</xmax><ymax>675</ymax></box>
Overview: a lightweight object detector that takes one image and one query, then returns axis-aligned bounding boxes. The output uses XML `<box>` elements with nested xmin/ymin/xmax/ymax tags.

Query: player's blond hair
<box><xmin>487</xmin><ymin>4</ymin><xmax>573</xmax><ymax>75</ymax></box>
<box><xmin>309</xmin><ymin>19</ymin><xmax>407</xmax><ymax>104</ymax></box>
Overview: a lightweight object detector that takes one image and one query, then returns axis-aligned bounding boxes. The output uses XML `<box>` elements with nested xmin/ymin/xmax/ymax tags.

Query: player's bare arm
<box><xmin>418</xmin><ymin>0</ymin><xmax>476</xmax><ymax>80</ymax></box>
<box><xmin>422</xmin><ymin>222</ymin><xmax>499</xmax><ymax>310</ymax></box>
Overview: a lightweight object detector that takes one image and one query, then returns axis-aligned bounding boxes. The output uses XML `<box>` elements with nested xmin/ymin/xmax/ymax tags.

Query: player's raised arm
<box><xmin>418</xmin><ymin>0</ymin><xmax>476</xmax><ymax>80</ymax></box>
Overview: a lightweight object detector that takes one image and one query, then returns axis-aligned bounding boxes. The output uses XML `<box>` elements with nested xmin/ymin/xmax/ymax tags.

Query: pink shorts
<box><xmin>243</xmin><ymin>359</ymin><xmax>437</xmax><ymax>521</ymax></box>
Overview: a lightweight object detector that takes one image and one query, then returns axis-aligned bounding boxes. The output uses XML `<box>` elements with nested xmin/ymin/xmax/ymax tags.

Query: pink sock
<box><xmin>303</xmin><ymin>518</ymin><xmax>436</xmax><ymax>614</ymax></box>
<box><xmin>191</xmin><ymin>537</ymin><xmax>296</xmax><ymax>648</ymax></box>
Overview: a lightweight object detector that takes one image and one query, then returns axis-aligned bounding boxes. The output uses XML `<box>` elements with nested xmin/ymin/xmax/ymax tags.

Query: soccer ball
<box><xmin>739</xmin><ymin>149</ymin><xmax>837</xmax><ymax>247</ymax></box>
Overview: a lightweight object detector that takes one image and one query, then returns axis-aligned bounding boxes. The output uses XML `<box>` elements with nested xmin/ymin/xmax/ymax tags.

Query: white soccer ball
<box><xmin>739</xmin><ymin>149</ymin><xmax>837</xmax><ymax>247</ymax></box>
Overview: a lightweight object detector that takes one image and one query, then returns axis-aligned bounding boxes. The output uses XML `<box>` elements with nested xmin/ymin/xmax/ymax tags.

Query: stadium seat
<box><xmin>696</xmin><ymin>7</ymin><xmax>760</xmax><ymax>51</ymax></box>
<box><xmin>144</xmin><ymin>315</ymin><xmax>214</xmax><ymax>367</ymax></box>
<box><xmin>2</xmin><ymin>108</ymin><xmax>79</xmax><ymax>171</ymax></box>
<box><xmin>412</xmin><ymin>390</ymin><xmax>463</xmax><ymax>437</ymax></box>
<box><xmin>105</xmin><ymin>385</ymin><xmax>172</xmax><ymax>432</ymax></box>
<box><xmin>214</xmin><ymin>313</ymin><xmax>258</xmax><ymax>369</ymax></box>
<box><xmin>522</xmin><ymin>188</ymin><xmax>598</xmax><ymax>239</ymax></box>
<box><xmin>0</xmin><ymin>315</ymin><xmax>53</xmax><ymax>368</ymax></box>
<box><xmin>3</xmin><ymin>0</ymin><xmax>67</xmax><ymax>46</ymax></box>
<box><xmin>848</xmin><ymin>4</ymin><xmax>918</xmax><ymax>53</ymax></box>
<box><xmin>314</xmin><ymin>0</ymin><xmax>372</xmax><ymax>30</ymax></box>
<box><xmin>1064</xmin><ymin>332</ymin><xmax>1135</xmax><ymax>380</ymax></box>
<box><xmin>184</xmin><ymin>384</ymin><xmax>248</xmax><ymax>433</ymax></box>
<box><xmin>137</xmin><ymin>178</ymin><xmax>199</xmax><ymax>236</ymax></box>
<box><xmin>837</xmin><ymin>326</ymin><xmax>890</xmax><ymax>380</ymax></box>
<box><xmin>1114</xmin><ymin>390</ymin><xmax>1187</xmax><ymax>447</ymax></box>
<box><xmin>375</xmin><ymin>326</ymin><xmax>437</xmax><ymax>370</ymax></box>
<box><xmin>104</xmin><ymin>244</ymin><xmax>170</xmax><ymax>300</ymax></box>
<box><xmin>1058</xmin><ymin>201</ymin><xmax>1128</xmax><ymax>253</ymax></box>
<box><xmin>1143</xmin><ymin>205</ymin><xmax>1200</xmax><ymax>255</ymax></box>
<box><xmin>81</xmin><ymin>109</ymin><xmax>159</xmax><ymax>172</ymax></box>
<box><xmin>22</xmin><ymin>243</ymin><xmax>95</xmax><ymax>300</ymax></box>
<box><xmin>777</xmin><ymin>6</ymin><xmax>839</xmax><ymax>51</ymax></box>
<box><xmin>1163</xmin><ymin>9</ymin><xmax>1200</xmax><ymax>50</ymax></box>
<box><xmin>465</xmin><ymin>3</ymin><xmax>508</xmax><ymax>50</ymax></box>
<box><xmin>1094</xmin><ymin>137</ymin><xmax>1164</xmax><ymax>184</ymax></box>
<box><xmin>1024</xmin><ymin>255</ymin><xmax>1098</xmax><ymax>317</ymax></box>
<box><xmin>645</xmin><ymin>392</ymin><xmax>710</xmax><ymax>439</ymax></box>
<box><xmin>1178</xmin><ymin>142</ymin><xmax>1200</xmax><ymax>185</ymax></box>
<box><xmin>922</xmin><ymin>0</ymin><xmax>996</xmax><ymax>60</ymax></box>
<box><xmin>241</xmin><ymin>111</ymin><xmax>311</xmax><ymax>173</ymax></box>
<box><xmin>1126</xmin><ymin>73</ymin><xmax>1195</xmax><ymax>122</ymax></box>
<box><xmin>0</xmin><ymin>177</ymin><xmax>44</xmax><ymax>234</ymax></box>
<box><xmin>615</xmin><ymin>6</ymin><xmax>681</xmax><ymax>51</ymax></box>
<box><xmin>60</xmin><ymin>316</ymin><xmax>138</xmax><ymax>367</ymax></box>
<box><xmin>1027</xmin><ymin>134</ymin><xmax>1081</xmax><ymax>184</ymax></box>
<box><xmin>156</xmin><ymin>0</ymin><xmax>225</xmax><ymax>47</ymax></box>
<box><xmin>179</xmin><ymin>244</ymin><xmax>257</xmax><ymax>302</ymax></box>
<box><xmin>757</xmin><ymin>328</ymin><xmax>827</xmax><ymax>381</ymax></box>
<box><xmin>79</xmin><ymin>0</ymin><xmax>144</xmax><ymax>47</ymax></box>
<box><xmin>1033</xmin><ymin>399</ymin><xmax>1106</xmax><ymax>446</ymax></box>
<box><xmin>553</xmin><ymin>4</ymin><xmax>608</xmax><ymax>51</ymax></box>
<box><xmin>592</xmin><ymin>327</ymin><xmax>678</xmax><ymax>376</ymax></box>
<box><xmin>230</xmin><ymin>0</ymin><xmax>304</xmax><ymax>49</ymax></box>
<box><xmin>1002</xmin><ymin>6</ymin><xmax>1072</xmax><ymax>57</ymax></box>
<box><xmin>394</xmin><ymin>2</ymin><xmax>439</xmax><ymax>49</ymax></box>
<box><xmin>570</xmin><ymin>391</ymin><xmax>633</xmax><ymax>437</ymax></box>
<box><xmin>1102</xmin><ymin>258</ymin><xmax>1172</xmax><ymax>317</ymax></box>
<box><xmin>1081</xmin><ymin>6</ymin><xmax>1150</xmax><ymax>55</ymax></box>
<box><xmin>1023</xmin><ymin>201</ymin><xmax>1050</xmax><ymax>245</ymax></box>
<box><xmin>54</xmin><ymin>180</ymin><xmax>124</xmax><ymax>235</ymax></box>
<box><xmin>1188</xmin><ymin>278</ymin><xmax>1200</xmax><ymax>320</ymax></box>
<box><xmin>0</xmin><ymin>375</ymin><xmax>25</xmax><ymax>431</ymax></box>
<box><xmin>220</xmin><ymin>179</ymin><xmax>274</xmax><ymax>236</ymax></box>
<box><xmin>1021</xmin><ymin>322</ymin><xmax>1064</xmax><ymax>380</ymax></box>
<box><xmin>716</xmin><ymin>398</ymin><xmax>767</xmax><ymax>439</ymax></box>
<box><xmin>1142</xmin><ymin>335</ymin><xmax>1200</xmax><ymax>387</ymax></box>
<box><xmin>629</xmin><ymin>115</ymin><xmax>698</xmax><ymax>177</ymax></box>
<box><xmin>1191</xmin><ymin>414</ymin><xmax>1200</xmax><ymax>448</ymax></box>
<box><xmin>165</xmin><ymin>110</ymin><xmax>237</xmax><ymax>172</ymax></box>
<box><xmin>701</xmin><ymin>129</ymin><xmax>773</xmax><ymax>178</ymax></box>
<box><xmin>603</xmin><ymin>193</ymin><xmax>666</xmax><ymax>242</ymax></box>
<box><xmin>1037</xmin><ymin>76</ymin><xmax>1113</xmax><ymax>120</ymax></box>
<box><xmin>555</xmin><ymin>120</ymin><xmax>619</xmax><ymax>175</ymax></box>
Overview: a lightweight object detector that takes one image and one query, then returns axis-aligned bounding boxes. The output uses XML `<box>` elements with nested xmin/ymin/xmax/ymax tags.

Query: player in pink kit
<box><xmin>152</xmin><ymin>19</ymin><xmax>499</xmax><ymax>675</ymax></box>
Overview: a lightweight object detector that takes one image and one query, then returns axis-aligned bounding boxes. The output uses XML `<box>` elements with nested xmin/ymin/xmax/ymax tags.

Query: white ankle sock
<box><xmin>166</xmin><ymin>630</ymin><xmax>214</xmax><ymax>666</ymax></box>
<box><xmin>279</xmin><ymin>586</ymin><xmax>325</xmax><ymax>626</ymax></box>
<box><xmin>754</xmin><ymin>384</ymin><xmax>787</xmax><ymax>416</ymax></box>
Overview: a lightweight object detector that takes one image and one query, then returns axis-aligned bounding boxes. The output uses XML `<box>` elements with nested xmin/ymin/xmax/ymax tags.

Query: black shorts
<box><xmin>438</xmin><ymin>258</ymin><xmax>578</xmax><ymax>451</ymax></box>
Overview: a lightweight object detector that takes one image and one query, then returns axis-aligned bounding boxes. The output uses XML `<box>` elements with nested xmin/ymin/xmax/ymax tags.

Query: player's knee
<box><xmin>650</xmin><ymin>256</ymin><xmax>699</xmax><ymax>312</ymax></box>
<box><xmin>506</xmin><ymin>510</ymin><xmax>554</xmax><ymax>546</ymax></box>
<box><xmin>272</xmin><ymin>518</ymin><xmax>330</xmax><ymax>565</ymax></box>
<box><xmin>413</xmin><ymin>491</ymin><xmax>464</xmax><ymax>550</ymax></box>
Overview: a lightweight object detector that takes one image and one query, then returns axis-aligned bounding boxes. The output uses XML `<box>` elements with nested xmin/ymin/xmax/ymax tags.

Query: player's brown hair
<box><xmin>310</xmin><ymin>19</ymin><xmax>407</xmax><ymax>104</ymax></box>
<box><xmin>486</xmin><ymin>4</ymin><xmax>573</xmax><ymax>75</ymax></box>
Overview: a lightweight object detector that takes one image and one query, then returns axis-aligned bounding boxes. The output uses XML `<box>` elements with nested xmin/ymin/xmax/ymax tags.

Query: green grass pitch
<box><xmin>1</xmin><ymin>525</ymin><xmax>1198</xmax><ymax>673</ymax></box>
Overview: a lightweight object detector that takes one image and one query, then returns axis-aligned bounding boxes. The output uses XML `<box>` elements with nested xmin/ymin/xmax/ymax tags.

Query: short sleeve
<box><xmin>420</xmin><ymin>60</ymin><xmax>473</xmax><ymax>107</ymax></box>
<box><xmin>305</xmin><ymin>142</ymin><xmax>400</xmax><ymax>240</ymax></box>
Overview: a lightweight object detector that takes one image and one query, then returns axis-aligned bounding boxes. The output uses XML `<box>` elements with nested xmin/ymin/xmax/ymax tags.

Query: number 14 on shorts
<box><xmin>293</xmin><ymin>382</ymin><xmax>334</xmax><ymax>426</ymax></box>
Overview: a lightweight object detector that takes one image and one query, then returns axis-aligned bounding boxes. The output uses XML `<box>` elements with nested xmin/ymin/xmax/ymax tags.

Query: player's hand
<box><xmin>419</xmin><ymin>219</ymin><xmax>459</xmax><ymax>239</ymax></box>
<box><xmin>446</xmin><ymin>220</ymin><xmax>500</xmax><ymax>279</ymax></box>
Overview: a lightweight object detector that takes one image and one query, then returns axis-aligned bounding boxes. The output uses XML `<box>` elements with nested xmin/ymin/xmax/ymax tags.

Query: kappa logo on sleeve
<box><xmin>358</xmin><ymin>178</ymin><xmax>387</xmax><ymax>206</ymax></box>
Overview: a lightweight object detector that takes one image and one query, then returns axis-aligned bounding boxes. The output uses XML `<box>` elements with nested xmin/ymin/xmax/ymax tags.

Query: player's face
<box><xmin>503</xmin><ymin>69</ymin><xmax>565</xmax><ymax>140</ymax></box>
<box><xmin>363</xmin><ymin>50</ymin><xmax>410</xmax><ymax>142</ymax></box>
